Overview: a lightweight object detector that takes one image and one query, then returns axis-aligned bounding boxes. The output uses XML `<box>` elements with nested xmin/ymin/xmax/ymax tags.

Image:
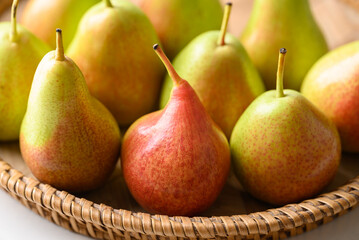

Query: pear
<box><xmin>121</xmin><ymin>44</ymin><xmax>230</xmax><ymax>216</ymax></box>
<box><xmin>230</xmin><ymin>49</ymin><xmax>341</xmax><ymax>205</ymax></box>
<box><xmin>160</xmin><ymin>3</ymin><xmax>265</xmax><ymax>138</ymax></box>
<box><xmin>20</xmin><ymin>29</ymin><xmax>121</xmax><ymax>193</ymax></box>
<box><xmin>240</xmin><ymin>0</ymin><xmax>328</xmax><ymax>90</ymax></box>
<box><xmin>21</xmin><ymin>0</ymin><xmax>99</xmax><ymax>49</ymax></box>
<box><xmin>67</xmin><ymin>0</ymin><xmax>164</xmax><ymax>126</ymax></box>
<box><xmin>301</xmin><ymin>41</ymin><xmax>359</xmax><ymax>152</ymax></box>
<box><xmin>0</xmin><ymin>0</ymin><xmax>50</xmax><ymax>141</ymax></box>
<box><xmin>136</xmin><ymin>0</ymin><xmax>223</xmax><ymax>59</ymax></box>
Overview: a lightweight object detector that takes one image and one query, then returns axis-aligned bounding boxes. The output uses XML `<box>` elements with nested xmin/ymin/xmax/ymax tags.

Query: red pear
<box><xmin>121</xmin><ymin>44</ymin><xmax>230</xmax><ymax>216</ymax></box>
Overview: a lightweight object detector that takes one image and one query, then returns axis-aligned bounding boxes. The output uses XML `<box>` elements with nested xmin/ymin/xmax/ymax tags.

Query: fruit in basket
<box><xmin>21</xmin><ymin>0</ymin><xmax>99</xmax><ymax>49</ymax></box>
<box><xmin>159</xmin><ymin>3</ymin><xmax>265</xmax><ymax>138</ymax></box>
<box><xmin>240</xmin><ymin>0</ymin><xmax>328</xmax><ymax>90</ymax></box>
<box><xmin>121</xmin><ymin>44</ymin><xmax>230</xmax><ymax>216</ymax></box>
<box><xmin>0</xmin><ymin>0</ymin><xmax>50</xmax><ymax>141</ymax></box>
<box><xmin>301</xmin><ymin>41</ymin><xmax>359</xmax><ymax>152</ymax></box>
<box><xmin>20</xmin><ymin>29</ymin><xmax>121</xmax><ymax>193</ymax></box>
<box><xmin>135</xmin><ymin>0</ymin><xmax>223</xmax><ymax>59</ymax></box>
<box><xmin>230</xmin><ymin>48</ymin><xmax>341</xmax><ymax>205</ymax></box>
<box><xmin>67</xmin><ymin>0</ymin><xmax>164</xmax><ymax>126</ymax></box>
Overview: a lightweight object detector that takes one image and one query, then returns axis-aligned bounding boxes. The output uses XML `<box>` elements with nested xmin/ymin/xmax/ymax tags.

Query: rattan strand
<box><xmin>1</xmin><ymin>158</ymin><xmax>359</xmax><ymax>240</ymax></box>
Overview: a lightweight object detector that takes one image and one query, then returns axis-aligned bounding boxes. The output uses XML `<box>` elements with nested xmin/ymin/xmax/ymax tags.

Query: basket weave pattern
<box><xmin>1</xmin><ymin>158</ymin><xmax>359</xmax><ymax>240</ymax></box>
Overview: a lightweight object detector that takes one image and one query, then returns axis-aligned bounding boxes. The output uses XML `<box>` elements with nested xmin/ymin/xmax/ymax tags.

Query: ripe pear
<box><xmin>67</xmin><ymin>0</ymin><xmax>164</xmax><ymax>126</ymax></box>
<box><xmin>136</xmin><ymin>0</ymin><xmax>223</xmax><ymax>59</ymax></box>
<box><xmin>301</xmin><ymin>41</ymin><xmax>359</xmax><ymax>152</ymax></box>
<box><xmin>21</xmin><ymin>0</ymin><xmax>99</xmax><ymax>49</ymax></box>
<box><xmin>240</xmin><ymin>0</ymin><xmax>328</xmax><ymax>90</ymax></box>
<box><xmin>0</xmin><ymin>0</ymin><xmax>50</xmax><ymax>141</ymax></box>
<box><xmin>230</xmin><ymin>49</ymin><xmax>341</xmax><ymax>205</ymax></box>
<box><xmin>20</xmin><ymin>29</ymin><xmax>121</xmax><ymax>193</ymax></box>
<box><xmin>160</xmin><ymin>3</ymin><xmax>265</xmax><ymax>138</ymax></box>
<box><xmin>122</xmin><ymin>45</ymin><xmax>230</xmax><ymax>216</ymax></box>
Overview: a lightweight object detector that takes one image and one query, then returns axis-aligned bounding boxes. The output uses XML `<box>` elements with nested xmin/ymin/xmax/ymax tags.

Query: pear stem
<box><xmin>104</xmin><ymin>0</ymin><xmax>113</xmax><ymax>7</ymax></box>
<box><xmin>55</xmin><ymin>29</ymin><xmax>65</xmax><ymax>61</ymax></box>
<box><xmin>10</xmin><ymin>0</ymin><xmax>19</xmax><ymax>42</ymax></box>
<box><xmin>218</xmin><ymin>2</ymin><xmax>232</xmax><ymax>46</ymax></box>
<box><xmin>276</xmin><ymin>48</ymin><xmax>287</xmax><ymax>98</ymax></box>
<box><xmin>153</xmin><ymin>44</ymin><xmax>182</xmax><ymax>86</ymax></box>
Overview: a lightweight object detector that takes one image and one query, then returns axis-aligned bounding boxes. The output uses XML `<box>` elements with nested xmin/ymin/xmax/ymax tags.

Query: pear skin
<box><xmin>21</xmin><ymin>0</ymin><xmax>100</xmax><ymax>49</ymax></box>
<box><xmin>0</xmin><ymin>0</ymin><xmax>50</xmax><ymax>141</ymax></box>
<box><xmin>137</xmin><ymin>0</ymin><xmax>223</xmax><ymax>59</ymax></box>
<box><xmin>122</xmin><ymin>45</ymin><xmax>230</xmax><ymax>216</ymax></box>
<box><xmin>160</xmin><ymin>3</ymin><xmax>265</xmax><ymax>138</ymax></box>
<box><xmin>20</xmin><ymin>30</ymin><xmax>121</xmax><ymax>193</ymax></box>
<box><xmin>240</xmin><ymin>0</ymin><xmax>328</xmax><ymax>90</ymax></box>
<box><xmin>301</xmin><ymin>41</ymin><xmax>359</xmax><ymax>152</ymax></box>
<box><xmin>230</xmin><ymin>49</ymin><xmax>341</xmax><ymax>205</ymax></box>
<box><xmin>67</xmin><ymin>0</ymin><xmax>164</xmax><ymax>126</ymax></box>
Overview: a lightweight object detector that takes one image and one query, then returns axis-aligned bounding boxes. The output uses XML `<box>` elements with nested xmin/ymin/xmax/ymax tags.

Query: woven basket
<box><xmin>1</xmin><ymin>147</ymin><xmax>359</xmax><ymax>240</ymax></box>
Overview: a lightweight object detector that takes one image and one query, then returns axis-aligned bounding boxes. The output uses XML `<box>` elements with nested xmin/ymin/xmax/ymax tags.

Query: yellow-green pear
<box><xmin>160</xmin><ymin>3</ymin><xmax>265</xmax><ymax>138</ymax></box>
<box><xmin>67</xmin><ymin>0</ymin><xmax>164</xmax><ymax>126</ymax></box>
<box><xmin>240</xmin><ymin>0</ymin><xmax>328</xmax><ymax>90</ymax></box>
<box><xmin>0</xmin><ymin>0</ymin><xmax>50</xmax><ymax>141</ymax></box>
<box><xmin>230</xmin><ymin>49</ymin><xmax>341</xmax><ymax>205</ymax></box>
<box><xmin>21</xmin><ymin>0</ymin><xmax>100</xmax><ymax>49</ymax></box>
<box><xmin>136</xmin><ymin>0</ymin><xmax>223</xmax><ymax>59</ymax></box>
<box><xmin>20</xmin><ymin>29</ymin><xmax>121</xmax><ymax>193</ymax></box>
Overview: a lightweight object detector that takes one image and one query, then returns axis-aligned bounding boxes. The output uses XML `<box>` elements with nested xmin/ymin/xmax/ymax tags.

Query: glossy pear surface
<box><xmin>0</xmin><ymin>24</ymin><xmax>50</xmax><ymax>141</ymax></box>
<box><xmin>20</xmin><ymin>50</ymin><xmax>121</xmax><ymax>193</ymax></box>
<box><xmin>301</xmin><ymin>41</ymin><xmax>359</xmax><ymax>152</ymax></box>
<box><xmin>240</xmin><ymin>0</ymin><xmax>328</xmax><ymax>90</ymax></box>
<box><xmin>138</xmin><ymin>0</ymin><xmax>223</xmax><ymax>59</ymax></box>
<box><xmin>230</xmin><ymin>90</ymin><xmax>341</xmax><ymax>205</ymax></box>
<box><xmin>122</xmin><ymin>80</ymin><xmax>230</xmax><ymax>216</ymax></box>
<box><xmin>21</xmin><ymin>0</ymin><xmax>99</xmax><ymax>49</ymax></box>
<box><xmin>67</xmin><ymin>0</ymin><xmax>164</xmax><ymax>126</ymax></box>
<box><xmin>160</xmin><ymin>32</ymin><xmax>265</xmax><ymax>138</ymax></box>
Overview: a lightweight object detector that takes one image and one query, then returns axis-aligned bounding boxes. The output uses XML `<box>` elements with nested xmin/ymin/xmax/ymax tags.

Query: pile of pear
<box><xmin>0</xmin><ymin>0</ymin><xmax>358</xmax><ymax>216</ymax></box>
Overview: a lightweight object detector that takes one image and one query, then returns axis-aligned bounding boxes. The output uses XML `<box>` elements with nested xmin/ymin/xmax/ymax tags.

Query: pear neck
<box><xmin>10</xmin><ymin>0</ymin><xmax>19</xmax><ymax>42</ymax></box>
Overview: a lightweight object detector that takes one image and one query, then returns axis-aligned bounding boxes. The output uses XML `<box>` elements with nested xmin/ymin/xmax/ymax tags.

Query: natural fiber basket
<box><xmin>1</xmin><ymin>149</ymin><xmax>359</xmax><ymax>240</ymax></box>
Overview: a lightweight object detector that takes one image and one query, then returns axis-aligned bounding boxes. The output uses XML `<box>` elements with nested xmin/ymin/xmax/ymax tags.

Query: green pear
<box><xmin>20</xmin><ymin>29</ymin><xmax>121</xmax><ymax>193</ymax></box>
<box><xmin>137</xmin><ymin>0</ymin><xmax>223</xmax><ymax>59</ymax></box>
<box><xmin>67</xmin><ymin>0</ymin><xmax>164</xmax><ymax>126</ymax></box>
<box><xmin>160</xmin><ymin>3</ymin><xmax>265</xmax><ymax>138</ymax></box>
<box><xmin>240</xmin><ymin>0</ymin><xmax>328</xmax><ymax>90</ymax></box>
<box><xmin>230</xmin><ymin>49</ymin><xmax>341</xmax><ymax>205</ymax></box>
<box><xmin>0</xmin><ymin>0</ymin><xmax>50</xmax><ymax>141</ymax></box>
<box><xmin>21</xmin><ymin>0</ymin><xmax>100</xmax><ymax>49</ymax></box>
<box><xmin>301</xmin><ymin>41</ymin><xmax>359</xmax><ymax>152</ymax></box>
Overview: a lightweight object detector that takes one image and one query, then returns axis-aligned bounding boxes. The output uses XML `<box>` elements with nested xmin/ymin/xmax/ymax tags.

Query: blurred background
<box><xmin>1</xmin><ymin>0</ymin><xmax>359</xmax><ymax>49</ymax></box>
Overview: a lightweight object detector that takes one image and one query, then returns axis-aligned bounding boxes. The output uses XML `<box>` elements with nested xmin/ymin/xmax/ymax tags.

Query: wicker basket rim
<box><xmin>1</xmin><ymin>157</ymin><xmax>359</xmax><ymax>239</ymax></box>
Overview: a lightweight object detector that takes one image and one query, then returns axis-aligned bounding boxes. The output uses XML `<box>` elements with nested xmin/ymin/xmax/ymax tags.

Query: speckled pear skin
<box><xmin>21</xmin><ymin>0</ymin><xmax>100</xmax><ymax>49</ymax></box>
<box><xmin>230</xmin><ymin>90</ymin><xmax>341</xmax><ymax>205</ymax></box>
<box><xmin>301</xmin><ymin>41</ymin><xmax>359</xmax><ymax>152</ymax></box>
<box><xmin>67</xmin><ymin>0</ymin><xmax>164</xmax><ymax>126</ymax></box>
<box><xmin>240</xmin><ymin>0</ymin><xmax>328</xmax><ymax>90</ymax></box>
<box><xmin>122</xmin><ymin>80</ymin><xmax>231</xmax><ymax>216</ymax></box>
<box><xmin>0</xmin><ymin>24</ymin><xmax>50</xmax><ymax>141</ymax></box>
<box><xmin>160</xmin><ymin>32</ymin><xmax>265</xmax><ymax>138</ymax></box>
<box><xmin>138</xmin><ymin>0</ymin><xmax>223</xmax><ymax>59</ymax></box>
<box><xmin>20</xmin><ymin>51</ymin><xmax>121</xmax><ymax>193</ymax></box>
